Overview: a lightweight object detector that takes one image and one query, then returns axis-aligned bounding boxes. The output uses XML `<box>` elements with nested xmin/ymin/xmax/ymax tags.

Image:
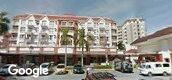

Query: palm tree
<box><xmin>0</xmin><ymin>12</ymin><xmax>10</xmax><ymax>35</ymax></box>
<box><xmin>117</xmin><ymin>41</ymin><xmax>126</xmax><ymax>61</ymax></box>
<box><xmin>77</xmin><ymin>28</ymin><xmax>94</xmax><ymax>67</ymax></box>
<box><xmin>100</xmin><ymin>36</ymin><xmax>109</xmax><ymax>64</ymax></box>
<box><xmin>73</xmin><ymin>28</ymin><xmax>79</xmax><ymax>65</ymax></box>
<box><xmin>60</xmin><ymin>28</ymin><xmax>72</xmax><ymax>67</ymax></box>
<box><xmin>117</xmin><ymin>41</ymin><xmax>126</xmax><ymax>51</ymax></box>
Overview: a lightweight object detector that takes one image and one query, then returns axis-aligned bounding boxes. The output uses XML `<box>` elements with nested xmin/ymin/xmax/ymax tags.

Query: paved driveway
<box><xmin>5</xmin><ymin>69</ymin><xmax>172</xmax><ymax>80</ymax></box>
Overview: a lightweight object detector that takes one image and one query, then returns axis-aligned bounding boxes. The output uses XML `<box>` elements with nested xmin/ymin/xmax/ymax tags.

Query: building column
<box><xmin>159</xmin><ymin>39</ymin><xmax>171</xmax><ymax>63</ymax></box>
<box><xmin>72</xmin><ymin>48</ymin><xmax>77</xmax><ymax>65</ymax></box>
<box><xmin>86</xmin><ymin>52</ymin><xmax>91</xmax><ymax>65</ymax></box>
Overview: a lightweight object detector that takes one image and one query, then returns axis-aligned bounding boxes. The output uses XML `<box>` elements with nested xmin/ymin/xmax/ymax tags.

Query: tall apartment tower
<box><xmin>117</xmin><ymin>18</ymin><xmax>146</xmax><ymax>50</ymax></box>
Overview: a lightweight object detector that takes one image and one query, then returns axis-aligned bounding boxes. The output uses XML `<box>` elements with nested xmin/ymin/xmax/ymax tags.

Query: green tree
<box><xmin>117</xmin><ymin>41</ymin><xmax>126</xmax><ymax>51</ymax></box>
<box><xmin>117</xmin><ymin>41</ymin><xmax>126</xmax><ymax>60</ymax></box>
<box><xmin>73</xmin><ymin>28</ymin><xmax>79</xmax><ymax>65</ymax></box>
<box><xmin>60</xmin><ymin>28</ymin><xmax>72</xmax><ymax>67</ymax></box>
<box><xmin>77</xmin><ymin>28</ymin><xmax>94</xmax><ymax>67</ymax></box>
<box><xmin>0</xmin><ymin>12</ymin><xmax>10</xmax><ymax>35</ymax></box>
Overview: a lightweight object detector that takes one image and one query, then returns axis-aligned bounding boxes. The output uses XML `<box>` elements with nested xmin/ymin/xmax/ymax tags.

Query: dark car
<box><xmin>18</xmin><ymin>63</ymin><xmax>37</xmax><ymax>76</ymax></box>
<box><xmin>85</xmin><ymin>72</ymin><xmax>116</xmax><ymax>80</ymax></box>
<box><xmin>73</xmin><ymin>65</ymin><xmax>85</xmax><ymax>74</ymax></box>
<box><xmin>115</xmin><ymin>61</ymin><xmax>133</xmax><ymax>73</ymax></box>
<box><xmin>0</xmin><ymin>64</ymin><xmax>19</xmax><ymax>76</ymax></box>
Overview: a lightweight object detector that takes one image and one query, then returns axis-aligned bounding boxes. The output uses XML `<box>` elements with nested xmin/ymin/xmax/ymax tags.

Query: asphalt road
<box><xmin>4</xmin><ymin>69</ymin><xmax>172</xmax><ymax>80</ymax></box>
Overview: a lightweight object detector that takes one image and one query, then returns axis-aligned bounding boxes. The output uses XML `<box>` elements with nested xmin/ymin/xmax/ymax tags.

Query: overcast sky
<box><xmin>0</xmin><ymin>0</ymin><xmax>172</xmax><ymax>33</ymax></box>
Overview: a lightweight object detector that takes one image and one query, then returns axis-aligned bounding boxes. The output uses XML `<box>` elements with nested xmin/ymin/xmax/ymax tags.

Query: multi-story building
<box><xmin>117</xmin><ymin>18</ymin><xmax>146</xmax><ymax>50</ymax></box>
<box><xmin>0</xmin><ymin>14</ymin><xmax>117</xmax><ymax>65</ymax></box>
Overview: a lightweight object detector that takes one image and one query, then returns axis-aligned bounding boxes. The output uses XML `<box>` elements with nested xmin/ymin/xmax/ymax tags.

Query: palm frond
<box><xmin>2</xmin><ymin>17</ymin><xmax>10</xmax><ymax>23</ymax></box>
<box><xmin>0</xmin><ymin>12</ymin><xmax>7</xmax><ymax>18</ymax></box>
<box><xmin>0</xmin><ymin>23</ymin><xmax>9</xmax><ymax>35</ymax></box>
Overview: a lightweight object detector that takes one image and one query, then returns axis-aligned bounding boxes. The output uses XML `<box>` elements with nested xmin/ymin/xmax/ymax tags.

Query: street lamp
<box><xmin>29</xmin><ymin>45</ymin><xmax>34</xmax><ymax>63</ymax></box>
<box><xmin>29</xmin><ymin>46</ymin><xmax>34</xmax><ymax>54</ymax></box>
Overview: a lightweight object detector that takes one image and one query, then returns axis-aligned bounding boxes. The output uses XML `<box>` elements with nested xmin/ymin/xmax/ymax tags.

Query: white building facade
<box><xmin>118</xmin><ymin>18</ymin><xmax>146</xmax><ymax>50</ymax></box>
<box><xmin>0</xmin><ymin>14</ymin><xmax>118</xmax><ymax>65</ymax></box>
<box><xmin>132</xmin><ymin>27</ymin><xmax>172</xmax><ymax>63</ymax></box>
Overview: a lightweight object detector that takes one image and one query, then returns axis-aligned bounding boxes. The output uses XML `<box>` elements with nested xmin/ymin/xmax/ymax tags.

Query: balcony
<box><xmin>10</xmin><ymin>37</ymin><xmax>17</xmax><ymax>41</ymax></box>
<box><xmin>41</xmin><ymin>25</ymin><xmax>48</xmax><ymax>29</ymax></box>
<box><xmin>11</xmin><ymin>29</ymin><xmax>18</xmax><ymax>33</ymax></box>
<box><xmin>13</xmin><ymin>22</ymin><xmax>19</xmax><ymax>26</ymax></box>
<box><xmin>99</xmin><ymin>32</ymin><xmax>106</xmax><ymax>36</ymax></box>
<box><xmin>28</xmin><ymin>24</ymin><xmax>35</xmax><ymax>28</ymax></box>
<box><xmin>99</xmin><ymin>25</ymin><xmax>106</xmax><ymax>29</ymax></box>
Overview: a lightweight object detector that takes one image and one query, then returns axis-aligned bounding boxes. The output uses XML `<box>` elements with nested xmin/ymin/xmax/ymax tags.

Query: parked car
<box><xmin>0</xmin><ymin>64</ymin><xmax>18</xmax><ymax>76</ymax></box>
<box><xmin>21</xmin><ymin>63</ymin><xmax>36</xmax><ymax>69</ymax></box>
<box><xmin>85</xmin><ymin>72</ymin><xmax>116</xmax><ymax>80</ymax></box>
<box><xmin>139</xmin><ymin>62</ymin><xmax>171</xmax><ymax>76</ymax></box>
<box><xmin>73</xmin><ymin>65</ymin><xmax>85</xmax><ymax>74</ymax></box>
<box><xmin>115</xmin><ymin>60</ymin><xmax>133</xmax><ymax>73</ymax></box>
<box><xmin>40</xmin><ymin>62</ymin><xmax>54</xmax><ymax>75</ymax></box>
<box><xmin>56</xmin><ymin>64</ymin><xmax>68</xmax><ymax>75</ymax></box>
<box><xmin>18</xmin><ymin>63</ymin><xmax>36</xmax><ymax>76</ymax></box>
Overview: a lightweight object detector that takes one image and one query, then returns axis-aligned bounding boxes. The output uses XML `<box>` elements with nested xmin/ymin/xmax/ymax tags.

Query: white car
<box><xmin>40</xmin><ymin>62</ymin><xmax>54</xmax><ymax>75</ymax></box>
<box><xmin>56</xmin><ymin>64</ymin><xmax>68</xmax><ymax>74</ymax></box>
<box><xmin>139</xmin><ymin>62</ymin><xmax>171</xmax><ymax>76</ymax></box>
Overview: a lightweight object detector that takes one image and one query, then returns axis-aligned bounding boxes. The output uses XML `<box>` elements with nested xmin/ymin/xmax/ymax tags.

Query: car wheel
<box><xmin>163</xmin><ymin>72</ymin><xmax>168</xmax><ymax>76</ymax></box>
<box><xmin>148</xmin><ymin>72</ymin><xmax>152</xmax><ymax>77</ymax></box>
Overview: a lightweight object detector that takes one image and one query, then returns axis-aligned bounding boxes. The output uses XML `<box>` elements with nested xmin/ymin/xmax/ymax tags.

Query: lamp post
<box><xmin>29</xmin><ymin>46</ymin><xmax>34</xmax><ymax>63</ymax></box>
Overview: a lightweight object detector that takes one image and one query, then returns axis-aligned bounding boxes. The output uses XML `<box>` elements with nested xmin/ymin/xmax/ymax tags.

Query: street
<box><xmin>5</xmin><ymin>69</ymin><xmax>172</xmax><ymax>80</ymax></box>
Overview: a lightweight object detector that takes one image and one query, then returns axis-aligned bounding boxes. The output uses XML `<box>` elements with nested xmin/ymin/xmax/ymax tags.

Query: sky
<box><xmin>0</xmin><ymin>0</ymin><xmax>172</xmax><ymax>34</ymax></box>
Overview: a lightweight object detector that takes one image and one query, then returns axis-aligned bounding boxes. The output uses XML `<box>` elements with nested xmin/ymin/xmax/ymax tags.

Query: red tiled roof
<box><xmin>47</xmin><ymin>15</ymin><xmax>59</xmax><ymax>20</ymax></box>
<box><xmin>33</xmin><ymin>14</ymin><xmax>45</xmax><ymax>20</ymax></box>
<box><xmin>132</xmin><ymin>27</ymin><xmax>172</xmax><ymax>44</ymax></box>
<box><xmin>13</xmin><ymin>14</ymin><xmax>114</xmax><ymax>22</ymax></box>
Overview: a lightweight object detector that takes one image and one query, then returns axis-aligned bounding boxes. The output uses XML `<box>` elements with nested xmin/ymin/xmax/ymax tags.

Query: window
<box><xmin>146</xmin><ymin>65</ymin><xmax>151</xmax><ymax>69</ymax></box>
<box><xmin>20</xmin><ymin>35</ymin><xmax>25</xmax><ymax>38</ymax></box>
<box><xmin>42</xmin><ymin>21</ymin><xmax>47</xmax><ymax>26</ymax></box>
<box><xmin>99</xmin><ymin>23</ymin><xmax>103</xmax><ymax>25</ymax></box>
<box><xmin>20</xmin><ymin>27</ymin><xmax>25</xmax><ymax>32</ymax></box>
<box><xmin>163</xmin><ymin>64</ymin><xmax>169</xmax><ymax>67</ymax></box>
<box><xmin>28</xmin><ymin>20</ymin><xmax>33</xmax><ymax>25</ymax></box>
<box><xmin>35</xmin><ymin>20</ymin><xmax>39</xmax><ymax>25</ymax></box>
<box><xmin>105</xmin><ymin>22</ymin><xmax>109</xmax><ymax>25</ymax></box>
<box><xmin>21</xmin><ymin>20</ymin><xmax>26</xmax><ymax>25</ymax></box>
<box><xmin>13</xmin><ymin>20</ymin><xmax>19</xmax><ymax>25</ymax></box>
<box><xmin>155</xmin><ymin>64</ymin><xmax>162</xmax><ymax>67</ymax></box>
<box><xmin>61</xmin><ymin>21</ymin><xmax>66</xmax><ymax>25</ymax></box>
<box><xmin>69</xmin><ymin>22</ymin><xmax>73</xmax><ymax>25</ymax></box>
<box><xmin>49</xmin><ymin>21</ymin><xmax>54</xmax><ymax>26</ymax></box>
<box><xmin>49</xmin><ymin>28</ymin><xmax>54</xmax><ymax>33</ymax></box>
<box><xmin>49</xmin><ymin>35</ymin><xmax>53</xmax><ymax>40</ymax></box>
<box><xmin>164</xmin><ymin>58</ymin><xmax>170</xmax><ymax>62</ymax></box>
<box><xmin>88</xmin><ymin>22</ymin><xmax>91</xmax><ymax>24</ymax></box>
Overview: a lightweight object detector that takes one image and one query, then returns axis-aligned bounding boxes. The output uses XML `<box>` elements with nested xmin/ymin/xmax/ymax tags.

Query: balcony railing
<box><xmin>11</xmin><ymin>29</ymin><xmax>18</xmax><ymax>33</ymax></box>
<box><xmin>10</xmin><ymin>37</ymin><xmax>17</xmax><ymax>41</ymax></box>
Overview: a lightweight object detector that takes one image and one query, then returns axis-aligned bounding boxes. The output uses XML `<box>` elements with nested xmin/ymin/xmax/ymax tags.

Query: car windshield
<box><xmin>126</xmin><ymin>63</ymin><xmax>132</xmax><ymax>68</ymax></box>
<box><xmin>2</xmin><ymin>65</ymin><xmax>10</xmax><ymax>68</ymax></box>
<box><xmin>140</xmin><ymin>65</ymin><xmax>145</xmax><ymax>68</ymax></box>
<box><xmin>42</xmin><ymin>64</ymin><xmax>49</xmax><ymax>68</ymax></box>
<box><xmin>74</xmin><ymin>65</ymin><xmax>82</xmax><ymax>68</ymax></box>
<box><xmin>57</xmin><ymin>65</ymin><xmax>64</xmax><ymax>68</ymax></box>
